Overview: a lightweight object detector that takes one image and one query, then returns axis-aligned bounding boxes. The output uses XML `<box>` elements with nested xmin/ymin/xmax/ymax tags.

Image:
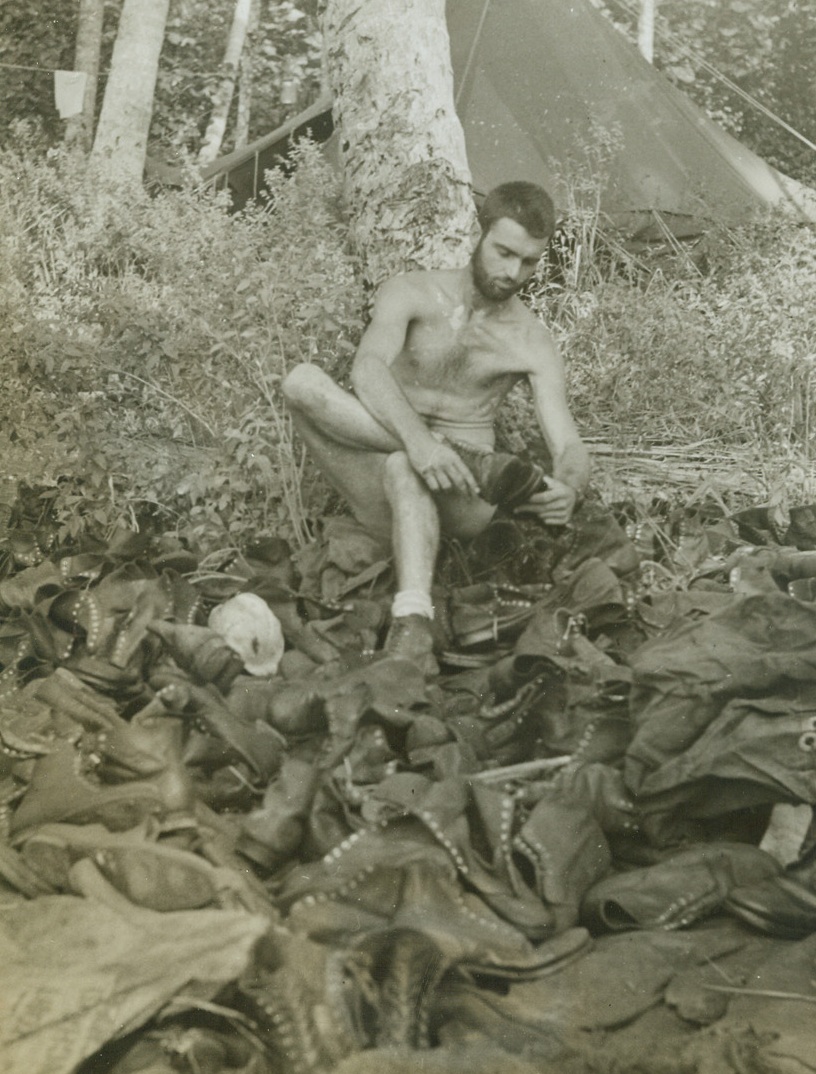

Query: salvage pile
<box><xmin>2</xmin><ymin>485</ymin><xmax>816</xmax><ymax>1074</ymax></box>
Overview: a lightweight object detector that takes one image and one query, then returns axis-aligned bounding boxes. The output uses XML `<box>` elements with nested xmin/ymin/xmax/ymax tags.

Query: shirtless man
<box><xmin>282</xmin><ymin>182</ymin><xmax>590</xmax><ymax>670</ymax></box>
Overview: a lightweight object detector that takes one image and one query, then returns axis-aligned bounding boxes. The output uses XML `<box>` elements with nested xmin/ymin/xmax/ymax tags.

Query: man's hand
<box><xmin>407</xmin><ymin>437</ymin><xmax>480</xmax><ymax>496</ymax></box>
<box><xmin>514</xmin><ymin>477</ymin><xmax>579</xmax><ymax>525</ymax></box>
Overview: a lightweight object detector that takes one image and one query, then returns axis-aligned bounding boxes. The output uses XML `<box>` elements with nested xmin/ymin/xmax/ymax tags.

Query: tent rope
<box><xmin>455</xmin><ymin>0</ymin><xmax>492</xmax><ymax>109</ymax></box>
<box><xmin>613</xmin><ymin>0</ymin><xmax>816</xmax><ymax>155</ymax></box>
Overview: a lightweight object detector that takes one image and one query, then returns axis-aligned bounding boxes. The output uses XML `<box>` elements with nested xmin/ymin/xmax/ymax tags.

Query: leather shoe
<box><xmin>725</xmin><ymin>873</ymin><xmax>816</xmax><ymax>938</ymax></box>
<box><xmin>9</xmin><ymin>742</ymin><xmax>165</xmax><ymax>839</ymax></box>
<box><xmin>446</xmin><ymin>439</ymin><xmax>547</xmax><ymax>508</ymax></box>
<box><xmin>383</xmin><ymin>614</ymin><xmax>438</xmax><ymax>676</ymax></box>
<box><xmin>581</xmin><ymin>842</ymin><xmax>781</xmax><ymax>932</ymax></box>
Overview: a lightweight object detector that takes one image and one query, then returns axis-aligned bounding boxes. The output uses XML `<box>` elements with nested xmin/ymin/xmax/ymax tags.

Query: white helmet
<box><xmin>207</xmin><ymin>592</ymin><xmax>284</xmax><ymax>677</ymax></box>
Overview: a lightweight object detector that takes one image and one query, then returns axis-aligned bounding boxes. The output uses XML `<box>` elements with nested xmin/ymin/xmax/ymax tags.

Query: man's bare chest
<box><xmin>397</xmin><ymin>309</ymin><xmax>524</xmax><ymax>389</ymax></box>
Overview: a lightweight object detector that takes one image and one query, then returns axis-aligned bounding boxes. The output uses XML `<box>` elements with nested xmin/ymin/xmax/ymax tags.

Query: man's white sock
<box><xmin>391</xmin><ymin>589</ymin><xmax>434</xmax><ymax>620</ymax></box>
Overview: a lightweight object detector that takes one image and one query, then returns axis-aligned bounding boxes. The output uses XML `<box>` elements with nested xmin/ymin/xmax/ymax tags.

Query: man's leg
<box><xmin>383</xmin><ymin>452</ymin><xmax>439</xmax><ymax>597</ymax></box>
<box><xmin>283</xmin><ymin>365</ymin><xmax>438</xmax><ymax>655</ymax></box>
<box><xmin>379</xmin><ymin>452</ymin><xmax>443</xmax><ymax>672</ymax></box>
<box><xmin>282</xmin><ymin>363</ymin><xmax>494</xmax><ymax>671</ymax></box>
<box><xmin>283</xmin><ymin>363</ymin><xmax>400</xmax><ymax>453</ymax></box>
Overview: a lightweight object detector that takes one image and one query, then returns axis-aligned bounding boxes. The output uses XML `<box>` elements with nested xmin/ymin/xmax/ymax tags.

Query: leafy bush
<box><xmin>0</xmin><ymin>136</ymin><xmax>365</xmax><ymax>549</ymax></box>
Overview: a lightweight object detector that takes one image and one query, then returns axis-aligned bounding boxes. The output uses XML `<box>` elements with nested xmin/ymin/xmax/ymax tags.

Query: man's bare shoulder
<box><xmin>376</xmin><ymin>268</ymin><xmax>463</xmax><ymax>310</ymax></box>
<box><xmin>503</xmin><ymin>299</ymin><xmax>561</xmax><ymax>370</ymax></box>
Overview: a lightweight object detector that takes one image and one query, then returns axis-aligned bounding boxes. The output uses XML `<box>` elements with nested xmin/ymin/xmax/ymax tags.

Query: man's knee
<box><xmin>437</xmin><ymin>493</ymin><xmax>496</xmax><ymax>540</ymax></box>
<box><xmin>383</xmin><ymin>451</ymin><xmax>425</xmax><ymax>501</ymax></box>
<box><xmin>281</xmin><ymin>362</ymin><xmax>329</xmax><ymax>414</ymax></box>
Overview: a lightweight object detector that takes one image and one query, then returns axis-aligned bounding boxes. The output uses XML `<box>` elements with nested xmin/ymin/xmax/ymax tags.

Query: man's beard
<box><xmin>471</xmin><ymin>241</ymin><xmax>520</xmax><ymax>301</ymax></box>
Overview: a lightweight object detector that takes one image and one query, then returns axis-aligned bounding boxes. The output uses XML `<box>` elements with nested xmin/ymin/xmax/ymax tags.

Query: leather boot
<box><xmin>9</xmin><ymin>742</ymin><xmax>166</xmax><ymax>839</ymax></box>
<box><xmin>147</xmin><ymin>621</ymin><xmax>245</xmax><ymax>692</ymax></box>
<box><xmin>446</xmin><ymin>439</ymin><xmax>547</xmax><ymax>508</ymax></box>
<box><xmin>238</xmin><ymin>757</ymin><xmax>320</xmax><ymax>869</ymax></box>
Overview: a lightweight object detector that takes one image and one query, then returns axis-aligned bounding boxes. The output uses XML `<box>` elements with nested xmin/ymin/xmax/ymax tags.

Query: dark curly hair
<box><xmin>477</xmin><ymin>181</ymin><xmax>556</xmax><ymax>239</ymax></box>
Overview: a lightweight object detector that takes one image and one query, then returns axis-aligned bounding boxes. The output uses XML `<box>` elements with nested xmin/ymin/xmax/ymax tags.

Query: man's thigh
<box><xmin>435</xmin><ymin>490</ymin><xmax>496</xmax><ymax>540</ymax></box>
<box><xmin>319</xmin><ymin>444</ymin><xmax>394</xmax><ymax>540</ymax></box>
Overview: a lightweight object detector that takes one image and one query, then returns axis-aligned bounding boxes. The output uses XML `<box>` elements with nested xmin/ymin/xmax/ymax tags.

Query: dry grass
<box><xmin>523</xmin><ymin>211</ymin><xmax>816</xmax><ymax>524</ymax></box>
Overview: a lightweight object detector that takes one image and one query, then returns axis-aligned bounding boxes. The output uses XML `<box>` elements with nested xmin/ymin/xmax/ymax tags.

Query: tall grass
<box><xmin>523</xmin><ymin>195</ymin><xmax>816</xmax><ymax>514</ymax></box>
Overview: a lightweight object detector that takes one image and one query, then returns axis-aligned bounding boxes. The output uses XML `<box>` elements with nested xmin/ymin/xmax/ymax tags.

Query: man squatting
<box><xmin>282</xmin><ymin>182</ymin><xmax>590</xmax><ymax>671</ymax></box>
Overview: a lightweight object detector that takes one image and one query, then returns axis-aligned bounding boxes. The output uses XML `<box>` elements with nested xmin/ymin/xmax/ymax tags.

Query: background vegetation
<box><xmin>0</xmin><ymin>136</ymin><xmax>364</xmax><ymax>549</ymax></box>
<box><xmin>0</xmin><ymin>0</ymin><xmax>323</xmax><ymax>162</ymax></box>
<box><xmin>3</xmin><ymin>0</ymin><xmax>813</xmax><ymax>183</ymax></box>
<box><xmin>1</xmin><ymin>136</ymin><xmax>813</xmax><ymax>555</ymax></box>
<box><xmin>597</xmin><ymin>0</ymin><xmax>816</xmax><ymax>186</ymax></box>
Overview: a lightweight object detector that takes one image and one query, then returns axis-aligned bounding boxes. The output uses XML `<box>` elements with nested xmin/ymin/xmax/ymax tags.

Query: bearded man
<box><xmin>282</xmin><ymin>182</ymin><xmax>590</xmax><ymax>671</ymax></box>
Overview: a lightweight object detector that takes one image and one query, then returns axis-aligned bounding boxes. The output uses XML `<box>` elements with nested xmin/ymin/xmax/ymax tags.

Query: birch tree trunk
<box><xmin>321</xmin><ymin>0</ymin><xmax>476</xmax><ymax>287</ymax></box>
<box><xmin>90</xmin><ymin>0</ymin><xmax>170</xmax><ymax>184</ymax></box>
<box><xmin>64</xmin><ymin>0</ymin><xmax>105</xmax><ymax>152</ymax></box>
<box><xmin>638</xmin><ymin>0</ymin><xmax>656</xmax><ymax>63</ymax></box>
<box><xmin>234</xmin><ymin>0</ymin><xmax>260</xmax><ymax>150</ymax></box>
<box><xmin>198</xmin><ymin>0</ymin><xmax>253</xmax><ymax>165</ymax></box>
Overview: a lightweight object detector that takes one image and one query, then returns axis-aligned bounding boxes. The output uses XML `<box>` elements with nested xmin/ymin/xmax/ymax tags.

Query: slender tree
<box><xmin>637</xmin><ymin>0</ymin><xmax>655</xmax><ymax>63</ymax></box>
<box><xmin>234</xmin><ymin>0</ymin><xmax>261</xmax><ymax>150</ymax></box>
<box><xmin>64</xmin><ymin>0</ymin><xmax>105</xmax><ymax>152</ymax></box>
<box><xmin>198</xmin><ymin>0</ymin><xmax>254</xmax><ymax>164</ymax></box>
<box><xmin>321</xmin><ymin>0</ymin><xmax>476</xmax><ymax>287</ymax></box>
<box><xmin>90</xmin><ymin>0</ymin><xmax>170</xmax><ymax>183</ymax></box>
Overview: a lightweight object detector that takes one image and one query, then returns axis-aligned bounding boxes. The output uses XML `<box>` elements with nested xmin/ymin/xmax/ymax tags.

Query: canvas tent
<box><xmin>199</xmin><ymin>0</ymin><xmax>816</xmax><ymax>230</ymax></box>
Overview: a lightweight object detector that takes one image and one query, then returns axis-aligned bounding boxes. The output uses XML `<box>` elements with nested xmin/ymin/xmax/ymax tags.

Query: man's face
<box><xmin>471</xmin><ymin>217</ymin><xmax>550</xmax><ymax>301</ymax></box>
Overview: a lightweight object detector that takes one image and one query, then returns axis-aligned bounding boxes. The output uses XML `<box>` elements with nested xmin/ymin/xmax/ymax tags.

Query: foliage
<box><xmin>597</xmin><ymin>0</ymin><xmax>816</xmax><ymax>185</ymax></box>
<box><xmin>0</xmin><ymin>135</ymin><xmax>364</xmax><ymax>550</ymax></box>
<box><xmin>0</xmin><ymin>0</ymin><xmax>122</xmax><ymax>145</ymax></box>
<box><xmin>153</xmin><ymin>0</ymin><xmax>323</xmax><ymax>158</ymax></box>
<box><xmin>0</xmin><ymin>0</ymin><xmax>323</xmax><ymax>161</ymax></box>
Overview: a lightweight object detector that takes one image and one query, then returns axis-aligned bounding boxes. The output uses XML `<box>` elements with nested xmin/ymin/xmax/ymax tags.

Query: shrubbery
<box><xmin>0</xmin><ymin>133</ymin><xmax>365</xmax><ymax>549</ymax></box>
<box><xmin>1</xmin><ymin>133</ymin><xmax>814</xmax><ymax>555</ymax></box>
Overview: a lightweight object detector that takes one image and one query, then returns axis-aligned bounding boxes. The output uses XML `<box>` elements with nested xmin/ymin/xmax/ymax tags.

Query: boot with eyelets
<box><xmin>581</xmin><ymin>842</ymin><xmax>781</xmax><ymax>932</ymax></box>
<box><xmin>239</xmin><ymin>926</ymin><xmax>368</xmax><ymax>1074</ymax></box>
<box><xmin>383</xmin><ymin>615</ymin><xmax>439</xmax><ymax>677</ymax></box>
<box><xmin>444</xmin><ymin>438</ymin><xmax>548</xmax><ymax>509</ymax></box>
<box><xmin>9</xmin><ymin>742</ymin><xmax>166</xmax><ymax>840</ymax></box>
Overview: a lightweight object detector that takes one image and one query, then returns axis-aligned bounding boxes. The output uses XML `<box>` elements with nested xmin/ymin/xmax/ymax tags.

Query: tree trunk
<box><xmin>234</xmin><ymin>0</ymin><xmax>260</xmax><ymax>150</ymax></box>
<box><xmin>321</xmin><ymin>0</ymin><xmax>476</xmax><ymax>287</ymax></box>
<box><xmin>64</xmin><ymin>0</ymin><xmax>105</xmax><ymax>152</ymax></box>
<box><xmin>638</xmin><ymin>0</ymin><xmax>656</xmax><ymax>63</ymax></box>
<box><xmin>198</xmin><ymin>0</ymin><xmax>254</xmax><ymax>165</ymax></box>
<box><xmin>90</xmin><ymin>0</ymin><xmax>170</xmax><ymax>184</ymax></box>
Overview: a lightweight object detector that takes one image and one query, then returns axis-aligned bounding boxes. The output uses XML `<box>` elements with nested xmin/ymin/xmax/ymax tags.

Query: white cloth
<box><xmin>391</xmin><ymin>589</ymin><xmax>435</xmax><ymax>620</ymax></box>
<box><xmin>54</xmin><ymin>71</ymin><xmax>87</xmax><ymax>119</ymax></box>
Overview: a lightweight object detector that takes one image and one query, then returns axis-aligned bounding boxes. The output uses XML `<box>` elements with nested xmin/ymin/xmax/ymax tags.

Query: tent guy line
<box><xmin>613</xmin><ymin>0</ymin><xmax>816</xmax><ymax>155</ymax></box>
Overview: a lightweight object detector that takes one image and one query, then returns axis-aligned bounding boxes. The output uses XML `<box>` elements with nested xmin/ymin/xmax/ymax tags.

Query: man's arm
<box><xmin>350</xmin><ymin>278</ymin><xmax>478</xmax><ymax>495</ymax></box>
<box><xmin>518</xmin><ymin>323</ymin><xmax>590</xmax><ymax>525</ymax></box>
